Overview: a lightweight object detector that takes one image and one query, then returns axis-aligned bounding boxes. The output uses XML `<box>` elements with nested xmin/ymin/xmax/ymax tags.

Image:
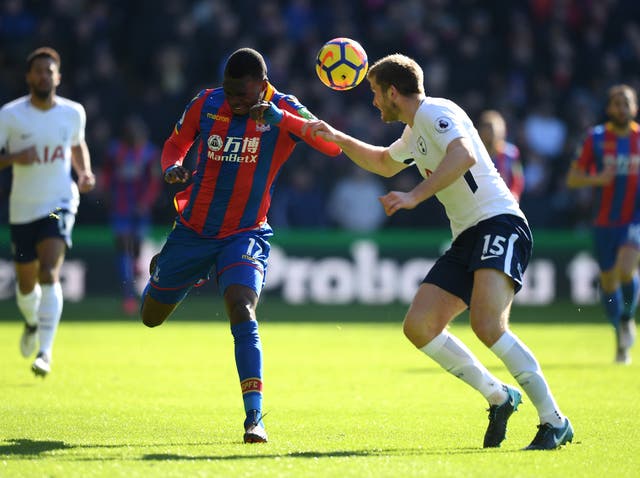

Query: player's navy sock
<box><xmin>600</xmin><ymin>288</ymin><xmax>623</xmax><ymax>328</ymax></box>
<box><xmin>621</xmin><ymin>275</ymin><xmax>639</xmax><ymax>321</ymax></box>
<box><xmin>117</xmin><ymin>253</ymin><xmax>135</xmax><ymax>297</ymax></box>
<box><xmin>231</xmin><ymin>320</ymin><xmax>263</xmax><ymax>425</ymax></box>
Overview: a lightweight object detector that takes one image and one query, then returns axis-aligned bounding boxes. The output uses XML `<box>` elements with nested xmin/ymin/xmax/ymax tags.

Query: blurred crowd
<box><xmin>1</xmin><ymin>0</ymin><xmax>639</xmax><ymax>231</ymax></box>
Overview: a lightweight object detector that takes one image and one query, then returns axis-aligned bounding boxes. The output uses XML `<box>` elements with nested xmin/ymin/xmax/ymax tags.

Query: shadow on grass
<box><xmin>0</xmin><ymin>438</ymin><xmax>74</xmax><ymax>456</ymax></box>
<box><xmin>141</xmin><ymin>446</ymin><xmax>514</xmax><ymax>461</ymax></box>
<box><xmin>0</xmin><ymin>438</ymin><xmax>523</xmax><ymax>462</ymax></box>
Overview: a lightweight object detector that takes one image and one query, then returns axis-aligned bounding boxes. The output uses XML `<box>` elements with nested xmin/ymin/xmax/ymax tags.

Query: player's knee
<box><xmin>228</xmin><ymin>300</ymin><xmax>256</xmax><ymax>324</ymax></box>
<box><xmin>140</xmin><ymin>293</ymin><xmax>172</xmax><ymax>327</ymax></box>
<box><xmin>142</xmin><ymin>316</ymin><xmax>163</xmax><ymax>328</ymax></box>
<box><xmin>403</xmin><ymin>313</ymin><xmax>440</xmax><ymax>348</ymax></box>
<box><xmin>141</xmin><ymin>306</ymin><xmax>164</xmax><ymax>327</ymax></box>
<box><xmin>469</xmin><ymin>317</ymin><xmax>501</xmax><ymax>346</ymax></box>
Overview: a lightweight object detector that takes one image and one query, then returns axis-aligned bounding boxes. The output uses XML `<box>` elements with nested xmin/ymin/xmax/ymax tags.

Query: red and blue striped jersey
<box><xmin>576</xmin><ymin>121</ymin><xmax>640</xmax><ymax>226</ymax></box>
<box><xmin>491</xmin><ymin>141</ymin><xmax>524</xmax><ymax>201</ymax></box>
<box><xmin>165</xmin><ymin>83</ymin><xmax>311</xmax><ymax>238</ymax></box>
<box><xmin>102</xmin><ymin>140</ymin><xmax>161</xmax><ymax>216</ymax></box>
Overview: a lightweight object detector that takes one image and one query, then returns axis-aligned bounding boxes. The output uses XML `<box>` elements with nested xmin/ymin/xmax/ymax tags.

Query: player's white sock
<box><xmin>491</xmin><ymin>330</ymin><xmax>565</xmax><ymax>427</ymax></box>
<box><xmin>16</xmin><ymin>283</ymin><xmax>42</xmax><ymax>327</ymax></box>
<box><xmin>38</xmin><ymin>283</ymin><xmax>63</xmax><ymax>358</ymax></box>
<box><xmin>420</xmin><ymin>331</ymin><xmax>507</xmax><ymax>405</ymax></box>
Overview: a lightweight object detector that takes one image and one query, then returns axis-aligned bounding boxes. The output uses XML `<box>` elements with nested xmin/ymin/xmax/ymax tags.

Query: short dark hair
<box><xmin>224</xmin><ymin>48</ymin><xmax>267</xmax><ymax>80</ymax></box>
<box><xmin>367</xmin><ymin>54</ymin><xmax>424</xmax><ymax>95</ymax></box>
<box><xmin>26</xmin><ymin>47</ymin><xmax>61</xmax><ymax>72</ymax></box>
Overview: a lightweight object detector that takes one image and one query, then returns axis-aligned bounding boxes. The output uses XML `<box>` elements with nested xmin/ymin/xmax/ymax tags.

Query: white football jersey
<box><xmin>388</xmin><ymin>97</ymin><xmax>525</xmax><ymax>239</ymax></box>
<box><xmin>0</xmin><ymin>95</ymin><xmax>85</xmax><ymax>224</ymax></box>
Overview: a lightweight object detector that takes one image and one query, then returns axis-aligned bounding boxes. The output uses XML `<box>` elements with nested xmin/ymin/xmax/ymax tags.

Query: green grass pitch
<box><xmin>1</xmin><ymin>298</ymin><xmax>638</xmax><ymax>477</ymax></box>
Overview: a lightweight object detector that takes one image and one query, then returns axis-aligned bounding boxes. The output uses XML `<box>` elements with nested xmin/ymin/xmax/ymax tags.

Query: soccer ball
<box><xmin>315</xmin><ymin>38</ymin><xmax>368</xmax><ymax>91</ymax></box>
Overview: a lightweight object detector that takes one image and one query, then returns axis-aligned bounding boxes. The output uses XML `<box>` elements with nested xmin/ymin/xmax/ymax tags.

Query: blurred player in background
<box><xmin>566</xmin><ymin>84</ymin><xmax>639</xmax><ymax>364</ymax></box>
<box><xmin>0</xmin><ymin>47</ymin><xmax>95</xmax><ymax>377</ymax></box>
<box><xmin>100</xmin><ymin>115</ymin><xmax>161</xmax><ymax>315</ymax></box>
<box><xmin>478</xmin><ymin>110</ymin><xmax>525</xmax><ymax>201</ymax></box>
<box><xmin>140</xmin><ymin>48</ymin><xmax>341</xmax><ymax>443</ymax></box>
<box><xmin>301</xmin><ymin>53</ymin><xmax>572</xmax><ymax>450</ymax></box>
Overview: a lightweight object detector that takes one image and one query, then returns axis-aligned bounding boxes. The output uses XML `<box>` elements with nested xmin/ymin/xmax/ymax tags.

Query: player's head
<box><xmin>222</xmin><ymin>48</ymin><xmax>268</xmax><ymax>116</ymax></box>
<box><xmin>122</xmin><ymin>115</ymin><xmax>149</xmax><ymax>146</ymax></box>
<box><xmin>606</xmin><ymin>84</ymin><xmax>638</xmax><ymax>128</ymax></box>
<box><xmin>367</xmin><ymin>54</ymin><xmax>424</xmax><ymax>96</ymax></box>
<box><xmin>366</xmin><ymin>54</ymin><xmax>424</xmax><ymax>123</ymax></box>
<box><xmin>478</xmin><ymin>110</ymin><xmax>507</xmax><ymax>147</ymax></box>
<box><xmin>26</xmin><ymin>47</ymin><xmax>61</xmax><ymax>100</ymax></box>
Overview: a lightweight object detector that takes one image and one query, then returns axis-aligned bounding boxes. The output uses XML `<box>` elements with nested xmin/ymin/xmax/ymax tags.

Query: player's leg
<box><xmin>471</xmin><ymin>215</ymin><xmax>572</xmax><ymax>449</ymax></box>
<box><xmin>406</xmin><ymin>231</ymin><xmax>519</xmax><ymax>448</ymax></box>
<box><xmin>33</xmin><ymin>236</ymin><xmax>66</xmax><ymax>376</ymax></box>
<box><xmin>594</xmin><ymin>227</ymin><xmax>623</xmax><ymax>329</ymax></box>
<box><xmin>599</xmin><ymin>268</ymin><xmax>623</xmax><ymax>326</ymax></box>
<box><xmin>471</xmin><ymin>269</ymin><xmax>572</xmax><ymax>449</ymax></box>
<box><xmin>11</xmin><ymin>223</ymin><xmax>42</xmax><ymax>357</ymax></box>
<box><xmin>410</xmin><ymin>229</ymin><xmax>514</xmax><ymax>404</ymax></box>
<box><xmin>224</xmin><ymin>285</ymin><xmax>266</xmax><ymax>443</ymax></box>
<box><xmin>406</xmin><ymin>283</ymin><xmax>508</xmax><ymax>406</ymax></box>
<box><xmin>140</xmin><ymin>225</ymin><xmax>208</xmax><ymax>327</ymax></box>
<box><xmin>615</xmin><ymin>242</ymin><xmax>640</xmax><ymax>362</ymax></box>
<box><xmin>217</xmin><ymin>230</ymin><xmax>271</xmax><ymax>443</ymax></box>
<box><xmin>140</xmin><ymin>293</ymin><xmax>182</xmax><ymax>327</ymax></box>
<box><xmin>112</xmin><ymin>215</ymin><xmax>138</xmax><ymax>315</ymax></box>
<box><xmin>407</xmin><ymin>280</ymin><xmax>519</xmax><ymax>448</ymax></box>
<box><xmin>15</xmin><ymin>261</ymin><xmax>41</xmax><ymax>357</ymax></box>
<box><xmin>116</xmin><ymin>233</ymin><xmax>137</xmax><ymax>313</ymax></box>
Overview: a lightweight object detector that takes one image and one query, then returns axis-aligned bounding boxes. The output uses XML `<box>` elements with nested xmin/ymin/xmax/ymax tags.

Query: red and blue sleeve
<box><xmin>276</xmin><ymin>97</ymin><xmax>342</xmax><ymax>157</ymax></box>
<box><xmin>576</xmin><ymin>132</ymin><xmax>596</xmax><ymax>174</ymax></box>
<box><xmin>161</xmin><ymin>91</ymin><xmax>208</xmax><ymax>173</ymax></box>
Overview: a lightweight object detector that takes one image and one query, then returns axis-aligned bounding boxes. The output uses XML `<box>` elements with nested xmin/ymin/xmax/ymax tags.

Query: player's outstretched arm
<box><xmin>305</xmin><ymin>120</ymin><xmax>407</xmax><ymax>178</ymax></box>
<box><xmin>250</xmin><ymin>101</ymin><xmax>341</xmax><ymax>157</ymax></box>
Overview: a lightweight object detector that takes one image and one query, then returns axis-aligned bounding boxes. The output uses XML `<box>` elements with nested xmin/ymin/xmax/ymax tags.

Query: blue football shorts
<box><xmin>10</xmin><ymin>209</ymin><xmax>75</xmax><ymax>263</ymax></box>
<box><xmin>593</xmin><ymin>222</ymin><xmax>640</xmax><ymax>271</ymax></box>
<box><xmin>423</xmin><ymin>214</ymin><xmax>532</xmax><ymax>305</ymax></box>
<box><xmin>147</xmin><ymin>222</ymin><xmax>272</xmax><ymax>304</ymax></box>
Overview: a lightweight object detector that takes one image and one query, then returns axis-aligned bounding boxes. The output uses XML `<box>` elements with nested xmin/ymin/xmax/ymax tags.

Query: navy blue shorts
<box><xmin>593</xmin><ymin>222</ymin><xmax>640</xmax><ymax>271</ymax></box>
<box><xmin>423</xmin><ymin>214</ymin><xmax>532</xmax><ymax>305</ymax></box>
<box><xmin>10</xmin><ymin>209</ymin><xmax>75</xmax><ymax>263</ymax></box>
<box><xmin>147</xmin><ymin>222</ymin><xmax>273</xmax><ymax>304</ymax></box>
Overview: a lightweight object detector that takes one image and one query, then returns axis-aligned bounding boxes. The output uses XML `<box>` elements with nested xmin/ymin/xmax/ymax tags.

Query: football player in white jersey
<box><xmin>0</xmin><ymin>47</ymin><xmax>95</xmax><ymax>377</ymax></box>
<box><xmin>304</xmin><ymin>54</ymin><xmax>572</xmax><ymax>450</ymax></box>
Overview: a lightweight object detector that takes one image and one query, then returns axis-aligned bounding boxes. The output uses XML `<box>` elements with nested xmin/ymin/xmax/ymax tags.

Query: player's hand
<box><xmin>77</xmin><ymin>171</ymin><xmax>96</xmax><ymax>193</ymax></box>
<box><xmin>596</xmin><ymin>164</ymin><xmax>617</xmax><ymax>186</ymax></box>
<box><xmin>15</xmin><ymin>146</ymin><xmax>38</xmax><ymax>165</ymax></box>
<box><xmin>303</xmin><ymin>120</ymin><xmax>340</xmax><ymax>142</ymax></box>
<box><xmin>378</xmin><ymin>190</ymin><xmax>418</xmax><ymax>216</ymax></box>
<box><xmin>250</xmin><ymin>101</ymin><xmax>283</xmax><ymax>125</ymax></box>
<box><xmin>164</xmin><ymin>165</ymin><xmax>191</xmax><ymax>184</ymax></box>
